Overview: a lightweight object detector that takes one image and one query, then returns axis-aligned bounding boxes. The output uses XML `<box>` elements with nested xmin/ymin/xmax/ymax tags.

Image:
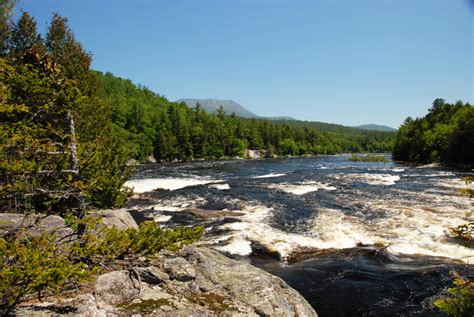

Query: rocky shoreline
<box><xmin>0</xmin><ymin>211</ymin><xmax>317</xmax><ymax>316</ymax></box>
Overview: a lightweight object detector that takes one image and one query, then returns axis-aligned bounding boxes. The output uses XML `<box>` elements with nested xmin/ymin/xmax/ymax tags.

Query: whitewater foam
<box><xmin>268</xmin><ymin>182</ymin><xmax>337</xmax><ymax>195</ymax></box>
<box><xmin>216</xmin><ymin>174</ymin><xmax>473</xmax><ymax>263</ymax></box>
<box><xmin>154</xmin><ymin>215</ymin><xmax>172</xmax><ymax>222</ymax></box>
<box><xmin>213</xmin><ymin>202</ymin><xmax>346</xmax><ymax>259</ymax></box>
<box><xmin>392</xmin><ymin>168</ymin><xmax>405</xmax><ymax>172</ymax></box>
<box><xmin>124</xmin><ymin>177</ymin><xmax>224</xmax><ymax>193</ymax></box>
<box><xmin>253</xmin><ymin>173</ymin><xmax>287</xmax><ymax>179</ymax></box>
<box><xmin>349</xmin><ymin>173</ymin><xmax>400</xmax><ymax>186</ymax></box>
<box><xmin>128</xmin><ymin>157</ymin><xmax>473</xmax><ymax>264</ymax></box>
<box><xmin>310</xmin><ymin>190</ymin><xmax>474</xmax><ymax>263</ymax></box>
<box><xmin>209</xmin><ymin>183</ymin><xmax>231</xmax><ymax>190</ymax></box>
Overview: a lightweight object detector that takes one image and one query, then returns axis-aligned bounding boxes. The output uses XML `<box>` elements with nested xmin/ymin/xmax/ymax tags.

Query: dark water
<box><xmin>126</xmin><ymin>155</ymin><xmax>473</xmax><ymax>316</ymax></box>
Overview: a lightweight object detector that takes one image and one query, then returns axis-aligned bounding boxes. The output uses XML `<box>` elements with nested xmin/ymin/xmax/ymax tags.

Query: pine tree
<box><xmin>0</xmin><ymin>0</ymin><xmax>15</xmax><ymax>56</ymax></box>
<box><xmin>8</xmin><ymin>11</ymin><xmax>45</xmax><ymax>59</ymax></box>
<box><xmin>43</xmin><ymin>13</ymin><xmax>133</xmax><ymax>208</ymax></box>
<box><xmin>0</xmin><ymin>52</ymin><xmax>83</xmax><ymax>213</ymax></box>
<box><xmin>45</xmin><ymin>13</ymin><xmax>97</xmax><ymax>96</ymax></box>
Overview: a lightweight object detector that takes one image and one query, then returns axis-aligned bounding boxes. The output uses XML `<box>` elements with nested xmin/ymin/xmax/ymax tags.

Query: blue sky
<box><xmin>14</xmin><ymin>0</ymin><xmax>473</xmax><ymax>128</ymax></box>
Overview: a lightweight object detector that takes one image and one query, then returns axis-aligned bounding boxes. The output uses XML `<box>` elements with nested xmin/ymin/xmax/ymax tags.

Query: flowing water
<box><xmin>125</xmin><ymin>155</ymin><xmax>473</xmax><ymax>316</ymax></box>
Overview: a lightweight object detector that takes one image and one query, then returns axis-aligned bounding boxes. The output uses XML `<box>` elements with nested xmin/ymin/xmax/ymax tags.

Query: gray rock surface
<box><xmin>0</xmin><ymin>213</ymin><xmax>27</xmax><ymax>235</ymax></box>
<box><xmin>13</xmin><ymin>246</ymin><xmax>317</xmax><ymax>316</ymax></box>
<box><xmin>0</xmin><ymin>209</ymin><xmax>138</xmax><ymax>239</ymax></box>
<box><xmin>95</xmin><ymin>270</ymin><xmax>141</xmax><ymax>306</ymax></box>
<box><xmin>88</xmin><ymin>209</ymin><xmax>138</xmax><ymax>229</ymax></box>
<box><xmin>0</xmin><ymin>213</ymin><xmax>73</xmax><ymax>240</ymax></box>
<box><xmin>245</xmin><ymin>149</ymin><xmax>267</xmax><ymax>159</ymax></box>
<box><xmin>178</xmin><ymin>247</ymin><xmax>317</xmax><ymax>316</ymax></box>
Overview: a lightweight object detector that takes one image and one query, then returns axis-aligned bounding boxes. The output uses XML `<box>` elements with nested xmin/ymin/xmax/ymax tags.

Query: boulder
<box><xmin>29</xmin><ymin>215</ymin><xmax>74</xmax><ymax>240</ymax></box>
<box><xmin>137</xmin><ymin>266</ymin><xmax>170</xmax><ymax>285</ymax></box>
<box><xmin>162</xmin><ymin>257</ymin><xmax>197</xmax><ymax>282</ymax></box>
<box><xmin>179</xmin><ymin>208</ymin><xmax>244</xmax><ymax>219</ymax></box>
<box><xmin>179</xmin><ymin>247</ymin><xmax>317</xmax><ymax>317</ymax></box>
<box><xmin>0</xmin><ymin>213</ymin><xmax>73</xmax><ymax>240</ymax></box>
<box><xmin>95</xmin><ymin>270</ymin><xmax>140</xmax><ymax>306</ymax></box>
<box><xmin>0</xmin><ymin>213</ymin><xmax>28</xmax><ymax>236</ymax></box>
<box><xmin>89</xmin><ymin>209</ymin><xmax>138</xmax><ymax>229</ymax></box>
<box><xmin>245</xmin><ymin>149</ymin><xmax>267</xmax><ymax>159</ymax></box>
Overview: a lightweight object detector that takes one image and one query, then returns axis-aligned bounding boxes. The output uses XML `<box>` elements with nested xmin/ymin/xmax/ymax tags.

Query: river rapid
<box><xmin>124</xmin><ymin>155</ymin><xmax>473</xmax><ymax>316</ymax></box>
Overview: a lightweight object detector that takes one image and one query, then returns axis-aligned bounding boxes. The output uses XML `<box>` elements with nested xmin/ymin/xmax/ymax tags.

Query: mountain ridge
<box><xmin>177</xmin><ymin>98</ymin><xmax>397</xmax><ymax>132</ymax></box>
<box><xmin>352</xmin><ymin>124</ymin><xmax>397</xmax><ymax>132</ymax></box>
<box><xmin>176</xmin><ymin>98</ymin><xmax>258</xmax><ymax>118</ymax></box>
<box><xmin>176</xmin><ymin>98</ymin><xmax>294</xmax><ymax>121</ymax></box>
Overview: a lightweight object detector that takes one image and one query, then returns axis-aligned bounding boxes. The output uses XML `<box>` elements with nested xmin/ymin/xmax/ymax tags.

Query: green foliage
<box><xmin>393</xmin><ymin>99</ymin><xmax>473</xmax><ymax>166</ymax></box>
<box><xmin>0</xmin><ymin>0</ymin><xmax>16</xmax><ymax>55</ymax></box>
<box><xmin>8</xmin><ymin>11</ymin><xmax>45</xmax><ymax>59</ymax></box>
<box><xmin>460</xmin><ymin>174</ymin><xmax>474</xmax><ymax>198</ymax></box>
<box><xmin>449</xmin><ymin>223</ymin><xmax>474</xmax><ymax>243</ymax></box>
<box><xmin>449</xmin><ymin>174</ymin><xmax>474</xmax><ymax>244</ymax></box>
<box><xmin>74</xmin><ymin>220</ymin><xmax>204</xmax><ymax>262</ymax></box>
<box><xmin>45</xmin><ymin>13</ymin><xmax>97</xmax><ymax>96</ymax></box>
<box><xmin>0</xmin><ymin>220</ymin><xmax>204</xmax><ymax>309</ymax></box>
<box><xmin>1</xmin><ymin>11</ymin><xmax>134</xmax><ymax>212</ymax></box>
<box><xmin>434</xmin><ymin>273</ymin><xmax>474</xmax><ymax>317</ymax></box>
<box><xmin>0</xmin><ymin>232</ymin><xmax>90</xmax><ymax>308</ymax></box>
<box><xmin>348</xmin><ymin>154</ymin><xmax>388</xmax><ymax>162</ymax></box>
<box><xmin>0</xmin><ymin>54</ymin><xmax>82</xmax><ymax>212</ymax></box>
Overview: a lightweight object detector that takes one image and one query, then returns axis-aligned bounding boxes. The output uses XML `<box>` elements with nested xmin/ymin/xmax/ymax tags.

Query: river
<box><xmin>124</xmin><ymin>155</ymin><xmax>473</xmax><ymax>316</ymax></box>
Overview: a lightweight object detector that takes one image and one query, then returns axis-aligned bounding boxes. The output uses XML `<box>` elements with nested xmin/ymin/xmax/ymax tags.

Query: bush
<box><xmin>449</xmin><ymin>223</ymin><xmax>474</xmax><ymax>243</ymax></box>
<box><xmin>0</xmin><ymin>220</ymin><xmax>204</xmax><ymax>310</ymax></box>
<box><xmin>460</xmin><ymin>175</ymin><xmax>474</xmax><ymax>198</ymax></box>
<box><xmin>72</xmin><ymin>220</ymin><xmax>205</xmax><ymax>262</ymax></box>
<box><xmin>0</xmin><ymin>232</ymin><xmax>91</xmax><ymax>309</ymax></box>
<box><xmin>434</xmin><ymin>273</ymin><xmax>474</xmax><ymax>317</ymax></box>
<box><xmin>348</xmin><ymin>154</ymin><xmax>388</xmax><ymax>162</ymax></box>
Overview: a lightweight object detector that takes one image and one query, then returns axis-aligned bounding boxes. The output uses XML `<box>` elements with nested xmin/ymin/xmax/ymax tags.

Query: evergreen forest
<box><xmin>97</xmin><ymin>70</ymin><xmax>395</xmax><ymax>162</ymax></box>
<box><xmin>393</xmin><ymin>99</ymin><xmax>474</xmax><ymax>166</ymax></box>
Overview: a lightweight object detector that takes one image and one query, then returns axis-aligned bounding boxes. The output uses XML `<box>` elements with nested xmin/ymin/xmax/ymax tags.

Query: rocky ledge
<box><xmin>14</xmin><ymin>246</ymin><xmax>316</xmax><ymax>316</ymax></box>
<box><xmin>1</xmin><ymin>212</ymin><xmax>317</xmax><ymax>316</ymax></box>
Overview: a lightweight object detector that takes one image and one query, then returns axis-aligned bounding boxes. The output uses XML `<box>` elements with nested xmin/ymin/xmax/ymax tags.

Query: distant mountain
<box><xmin>176</xmin><ymin>99</ymin><xmax>258</xmax><ymax>118</ymax></box>
<box><xmin>267</xmin><ymin>116</ymin><xmax>295</xmax><ymax>121</ymax></box>
<box><xmin>176</xmin><ymin>98</ymin><xmax>294</xmax><ymax>120</ymax></box>
<box><xmin>353</xmin><ymin>124</ymin><xmax>397</xmax><ymax>132</ymax></box>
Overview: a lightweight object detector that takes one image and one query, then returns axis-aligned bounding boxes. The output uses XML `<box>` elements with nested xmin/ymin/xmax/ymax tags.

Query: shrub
<box><xmin>0</xmin><ymin>219</ymin><xmax>204</xmax><ymax>310</ymax></box>
<box><xmin>348</xmin><ymin>154</ymin><xmax>388</xmax><ymax>162</ymax></box>
<box><xmin>434</xmin><ymin>273</ymin><xmax>474</xmax><ymax>317</ymax></box>
<box><xmin>449</xmin><ymin>223</ymin><xmax>474</xmax><ymax>243</ymax></box>
<box><xmin>0</xmin><ymin>232</ymin><xmax>91</xmax><ymax>309</ymax></box>
<box><xmin>71</xmin><ymin>220</ymin><xmax>205</xmax><ymax>262</ymax></box>
<box><xmin>460</xmin><ymin>175</ymin><xmax>474</xmax><ymax>198</ymax></box>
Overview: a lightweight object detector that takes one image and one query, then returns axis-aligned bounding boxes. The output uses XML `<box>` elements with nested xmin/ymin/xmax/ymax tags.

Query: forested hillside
<box><xmin>393</xmin><ymin>99</ymin><xmax>473</xmax><ymax>166</ymax></box>
<box><xmin>97</xmin><ymin>71</ymin><xmax>395</xmax><ymax>162</ymax></box>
